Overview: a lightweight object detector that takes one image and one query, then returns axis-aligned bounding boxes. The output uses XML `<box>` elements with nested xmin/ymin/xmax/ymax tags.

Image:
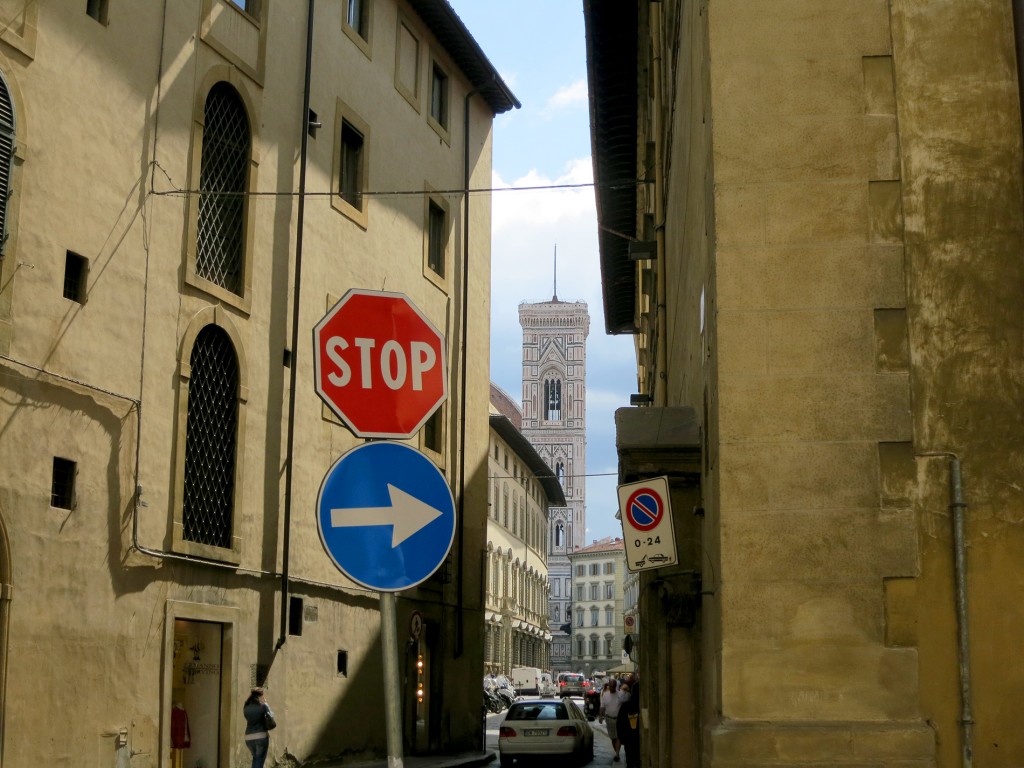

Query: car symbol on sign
<box><xmin>647</xmin><ymin>553</ymin><xmax>671</xmax><ymax>563</ymax></box>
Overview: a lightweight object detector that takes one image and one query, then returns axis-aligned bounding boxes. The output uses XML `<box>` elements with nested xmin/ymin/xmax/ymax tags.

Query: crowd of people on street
<box><xmin>598</xmin><ymin>673</ymin><xmax>641</xmax><ymax>767</ymax></box>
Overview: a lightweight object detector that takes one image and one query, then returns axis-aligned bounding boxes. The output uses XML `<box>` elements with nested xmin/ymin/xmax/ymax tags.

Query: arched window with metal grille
<box><xmin>182</xmin><ymin>325</ymin><xmax>240</xmax><ymax>549</ymax></box>
<box><xmin>197</xmin><ymin>82</ymin><xmax>250</xmax><ymax>295</ymax></box>
<box><xmin>0</xmin><ymin>72</ymin><xmax>15</xmax><ymax>254</ymax></box>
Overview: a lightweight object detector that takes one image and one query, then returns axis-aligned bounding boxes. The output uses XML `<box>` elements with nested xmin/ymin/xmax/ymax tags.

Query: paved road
<box><xmin>485</xmin><ymin>696</ymin><xmax>620</xmax><ymax>766</ymax></box>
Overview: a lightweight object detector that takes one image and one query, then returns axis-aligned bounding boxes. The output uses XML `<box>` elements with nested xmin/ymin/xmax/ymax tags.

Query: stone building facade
<box><xmin>586</xmin><ymin>1</ymin><xmax>1024</xmax><ymax>766</ymax></box>
<box><xmin>484</xmin><ymin>384</ymin><xmax>565</xmax><ymax>676</ymax></box>
<box><xmin>518</xmin><ymin>297</ymin><xmax>590</xmax><ymax>674</ymax></box>
<box><xmin>0</xmin><ymin>2</ymin><xmax>515</xmax><ymax>765</ymax></box>
<box><xmin>566</xmin><ymin>537</ymin><xmax>626</xmax><ymax>677</ymax></box>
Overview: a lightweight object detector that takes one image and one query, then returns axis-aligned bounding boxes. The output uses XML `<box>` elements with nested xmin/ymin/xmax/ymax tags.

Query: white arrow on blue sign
<box><xmin>317</xmin><ymin>441</ymin><xmax>456</xmax><ymax>591</ymax></box>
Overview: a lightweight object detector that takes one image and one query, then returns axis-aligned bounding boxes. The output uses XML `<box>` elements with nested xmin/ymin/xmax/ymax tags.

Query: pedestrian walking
<box><xmin>242</xmin><ymin>687</ymin><xmax>276</xmax><ymax>768</ymax></box>
<box><xmin>599</xmin><ymin>677</ymin><xmax>623</xmax><ymax>761</ymax></box>
<box><xmin>617</xmin><ymin>674</ymin><xmax>641</xmax><ymax>768</ymax></box>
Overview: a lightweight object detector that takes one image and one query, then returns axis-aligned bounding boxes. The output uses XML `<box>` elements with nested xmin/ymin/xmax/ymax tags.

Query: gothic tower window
<box><xmin>544</xmin><ymin>377</ymin><xmax>562</xmax><ymax>420</ymax></box>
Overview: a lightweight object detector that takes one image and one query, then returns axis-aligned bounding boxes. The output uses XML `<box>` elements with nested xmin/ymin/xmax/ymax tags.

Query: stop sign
<box><xmin>313</xmin><ymin>289</ymin><xmax>448</xmax><ymax>439</ymax></box>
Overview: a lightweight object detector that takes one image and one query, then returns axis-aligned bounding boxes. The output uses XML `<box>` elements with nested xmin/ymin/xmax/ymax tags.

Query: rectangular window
<box><xmin>590</xmin><ymin>563</ymin><xmax>600</xmax><ymax>576</ymax></box>
<box><xmin>340</xmin><ymin>120</ymin><xmax>364</xmax><ymax>210</ymax></box>
<box><xmin>427</xmin><ymin>199</ymin><xmax>446</xmax><ymax>278</ymax></box>
<box><xmin>605</xmin><ymin>562</ymin><xmax>615</xmax><ymax>574</ymax></box>
<box><xmin>589</xmin><ymin>584</ymin><xmax>599</xmax><ymax>600</ymax></box>
<box><xmin>228</xmin><ymin>0</ymin><xmax>259</xmax><ymax>18</ymax></box>
<box><xmin>605</xmin><ymin>582</ymin><xmax>613</xmax><ymax>599</ymax></box>
<box><xmin>51</xmin><ymin>457</ymin><xmax>76</xmax><ymax>509</ymax></box>
<box><xmin>422</xmin><ymin>409</ymin><xmax>442</xmax><ymax>454</ymax></box>
<box><xmin>576</xmin><ymin>565</ymin><xmax>585</xmax><ymax>577</ymax></box>
<box><xmin>430</xmin><ymin>62</ymin><xmax>449</xmax><ymax>130</ymax></box>
<box><xmin>288</xmin><ymin>597</ymin><xmax>304</xmax><ymax>636</ymax></box>
<box><xmin>395</xmin><ymin>19</ymin><xmax>420</xmax><ymax>107</ymax></box>
<box><xmin>576</xmin><ymin>585</ymin><xmax>584</xmax><ymax>601</ymax></box>
<box><xmin>346</xmin><ymin>0</ymin><xmax>369</xmax><ymax>39</ymax></box>
<box><xmin>63</xmin><ymin>251</ymin><xmax>88</xmax><ymax>303</ymax></box>
<box><xmin>86</xmin><ymin>0</ymin><xmax>109</xmax><ymax>24</ymax></box>
<box><xmin>606</xmin><ymin>608</ymin><xmax>614</xmax><ymax>625</ymax></box>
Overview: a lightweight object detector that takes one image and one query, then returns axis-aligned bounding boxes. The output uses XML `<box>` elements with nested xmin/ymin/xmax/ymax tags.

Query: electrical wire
<box><xmin>149</xmin><ymin>177</ymin><xmax>649</xmax><ymax>200</ymax></box>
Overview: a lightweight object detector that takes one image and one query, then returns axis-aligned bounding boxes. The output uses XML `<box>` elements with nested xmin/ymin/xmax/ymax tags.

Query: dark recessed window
<box><xmin>337</xmin><ymin>650</ymin><xmax>348</xmax><ymax>677</ymax></box>
<box><xmin>289</xmin><ymin>597</ymin><xmax>304</xmax><ymax>636</ymax></box>
<box><xmin>427</xmin><ymin>201</ymin><xmax>446</xmax><ymax>278</ymax></box>
<box><xmin>51</xmin><ymin>457</ymin><xmax>76</xmax><ymax>509</ymax></box>
<box><xmin>345</xmin><ymin>0</ymin><xmax>369</xmax><ymax>40</ymax></box>
<box><xmin>63</xmin><ymin>251</ymin><xmax>88</xmax><ymax>303</ymax></box>
<box><xmin>430</xmin><ymin>63</ymin><xmax>449</xmax><ymax>129</ymax></box>
<box><xmin>340</xmin><ymin>120</ymin><xmax>364</xmax><ymax>210</ymax></box>
<box><xmin>423</xmin><ymin>410</ymin><xmax>442</xmax><ymax>453</ymax></box>
<box><xmin>86</xmin><ymin>0</ymin><xmax>109</xmax><ymax>24</ymax></box>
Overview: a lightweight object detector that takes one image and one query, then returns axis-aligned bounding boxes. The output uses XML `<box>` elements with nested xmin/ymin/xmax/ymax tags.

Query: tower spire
<box><xmin>552</xmin><ymin>244</ymin><xmax>558</xmax><ymax>301</ymax></box>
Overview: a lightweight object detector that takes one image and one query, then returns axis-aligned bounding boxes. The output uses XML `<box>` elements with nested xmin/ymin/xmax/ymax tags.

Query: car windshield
<box><xmin>507</xmin><ymin>703</ymin><xmax>567</xmax><ymax>721</ymax></box>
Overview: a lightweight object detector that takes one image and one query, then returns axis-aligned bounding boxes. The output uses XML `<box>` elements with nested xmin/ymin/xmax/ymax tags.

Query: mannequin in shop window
<box><xmin>170</xmin><ymin>701</ymin><xmax>191</xmax><ymax>768</ymax></box>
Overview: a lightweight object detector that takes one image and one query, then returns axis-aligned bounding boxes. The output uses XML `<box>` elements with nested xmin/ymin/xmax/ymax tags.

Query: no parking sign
<box><xmin>618</xmin><ymin>476</ymin><xmax>678</xmax><ymax>572</ymax></box>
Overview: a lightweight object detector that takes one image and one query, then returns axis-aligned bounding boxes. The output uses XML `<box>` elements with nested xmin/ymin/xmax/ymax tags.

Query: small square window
<box><xmin>51</xmin><ymin>457</ymin><xmax>76</xmax><ymax>510</ymax></box>
<box><xmin>86</xmin><ymin>0</ymin><xmax>109</xmax><ymax>24</ymax></box>
<box><xmin>427</xmin><ymin>201</ymin><xmax>446</xmax><ymax>278</ymax></box>
<box><xmin>430</xmin><ymin>63</ymin><xmax>449</xmax><ymax>130</ymax></box>
<box><xmin>64</xmin><ymin>251</ymin><xmax>88</xmax><ymax>303</ymax></box>
<box><xmin>340</xmin><ymin>120</ymin><xmax>364</xmax><ymax>210</ymax></box>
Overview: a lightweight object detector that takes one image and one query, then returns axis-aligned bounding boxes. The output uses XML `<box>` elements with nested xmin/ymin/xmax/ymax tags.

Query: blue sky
<box><xmin>448</xmin><ymin>1</ymin><xmax>637</xmax><ymax>544</ymax></box>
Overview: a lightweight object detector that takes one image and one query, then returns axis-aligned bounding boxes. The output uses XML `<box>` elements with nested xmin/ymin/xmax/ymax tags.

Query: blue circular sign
<box><xmin>317</xmin><ymin>441</ymin><xmax>456</xmax><ymax>591</ymax></box>
<box><xmin>625</xmin><ymin>487</ymin><xmax>663</xmax><ymax>532</ymax></box>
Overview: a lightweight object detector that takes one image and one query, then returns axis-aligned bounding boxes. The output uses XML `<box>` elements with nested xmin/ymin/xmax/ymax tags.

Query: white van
<box><xmin>539</xmin><ymin>672</ymin><xmax>555</xmax><ymax>696</ymax></box>
<box><xmin>510</xmin><ymin>666</ymin><xmax>543</xmax><ymax>696</ymax></box>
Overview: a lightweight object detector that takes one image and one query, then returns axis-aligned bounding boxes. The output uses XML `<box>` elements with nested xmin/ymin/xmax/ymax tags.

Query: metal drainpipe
<box><xmin>650</xmin><ymin>2</ymin><xmax>667</xmax><ymax>408</ymax></box>
<box><xmin>277</xmin><ymin>0</ymin><xmax>316</xmax><ymax>650</ymax></box>
<box><xmin>456</xmin><ymin>82</ymin><xmax>485</xmax><ymax>658</ymax></box>
<box><xmin>921</xmin><ymin>452</ymin><xmax>973</xmax><ymax>768</ymax></box>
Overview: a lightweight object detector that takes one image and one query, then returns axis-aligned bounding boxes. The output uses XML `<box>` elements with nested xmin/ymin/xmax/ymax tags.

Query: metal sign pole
<box><xmin>381</xmin><ymin>591</ymin><xmax>404</xmax><ymax>768</ymax></box>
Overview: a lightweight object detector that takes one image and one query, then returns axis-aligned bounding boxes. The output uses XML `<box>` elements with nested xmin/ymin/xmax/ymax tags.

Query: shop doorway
<box><xmin>163</xmin><ymin>602</ymin><xmax>239</xmax><ymax>768</ymax></box>
<box><xmin>170</xmin><ymin>619</ymin><xmax>224</xmax><ymax>768</ymax></box>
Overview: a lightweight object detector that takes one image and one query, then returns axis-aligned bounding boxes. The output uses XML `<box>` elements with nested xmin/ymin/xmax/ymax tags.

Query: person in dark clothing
<box><xmin>242</xmin><ymin>687</ymin><xmax>274</xmax><ymax>768</ymax></box>
<box><xmin>616</xmin><ymin>674</ymin><xmax>641</xmax><ymax>768</ymax></box>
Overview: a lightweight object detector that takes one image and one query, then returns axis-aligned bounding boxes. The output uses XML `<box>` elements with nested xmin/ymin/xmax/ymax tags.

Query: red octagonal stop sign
<box><xmin>313</xmin><ymin>289</ymin><xmax>448</xmax><ymax>439</ymax></box>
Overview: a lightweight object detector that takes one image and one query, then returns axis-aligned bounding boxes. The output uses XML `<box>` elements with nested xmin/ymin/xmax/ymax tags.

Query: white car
<box><xmin>498</xmin><ymin>698</ymin><xmax>594</xmax><ymax>766</ymax></box>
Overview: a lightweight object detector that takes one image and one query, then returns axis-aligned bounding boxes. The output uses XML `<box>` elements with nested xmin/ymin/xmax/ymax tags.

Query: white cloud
<box><xmin>543</xmin><ymin>79</ymin><xmax>588</xmax><ymax>116</ymax></box>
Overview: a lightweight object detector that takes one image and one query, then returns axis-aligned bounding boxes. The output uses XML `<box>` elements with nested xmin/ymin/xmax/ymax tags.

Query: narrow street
<box><xmin>485</xmin><ymin>696</ymin><xmax>619</xmax><ymax>767</ymax></box>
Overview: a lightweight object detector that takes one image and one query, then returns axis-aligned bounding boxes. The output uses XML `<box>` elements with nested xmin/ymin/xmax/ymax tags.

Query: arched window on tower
<box><xmin>554</xmin><ymin>521</ymin><xmax>564</xmax><ymax>548</ymax></box>
<box><xmin>544</xmin><ymin>377</ymin><xmax>562</xmax><ymax>420</ymax></box>
<box><xmin>556</xmin><ymin>461</ymin><xmax>565</xmax><ymax>487</ymax></box>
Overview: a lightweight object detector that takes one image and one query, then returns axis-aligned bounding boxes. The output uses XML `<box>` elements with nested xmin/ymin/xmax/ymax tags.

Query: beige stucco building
<box><xmin>586</xmin><ymin>1</ymin><xmax>1024</xmax><ymax>767</ymax></box>
<box><xmin>566</xmin><ymin>537</ymin><xmax>626</xmax><ymax>677</ymax></box>
<box><xmin>0</xmin><ymin>1</ymin><xmax>516</xmax><ymax>765</ymax></box>
<box><xmin>484</xmin><ymin>384</ymin><xmax>564</xmax><ymax>676</ymax></box>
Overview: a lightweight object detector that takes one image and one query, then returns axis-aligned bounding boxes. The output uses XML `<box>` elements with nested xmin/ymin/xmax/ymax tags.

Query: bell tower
<box><xmin>519</xmin><ymin>296</ymin><xmax>589</xmax><ymax>673</ymax></box>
